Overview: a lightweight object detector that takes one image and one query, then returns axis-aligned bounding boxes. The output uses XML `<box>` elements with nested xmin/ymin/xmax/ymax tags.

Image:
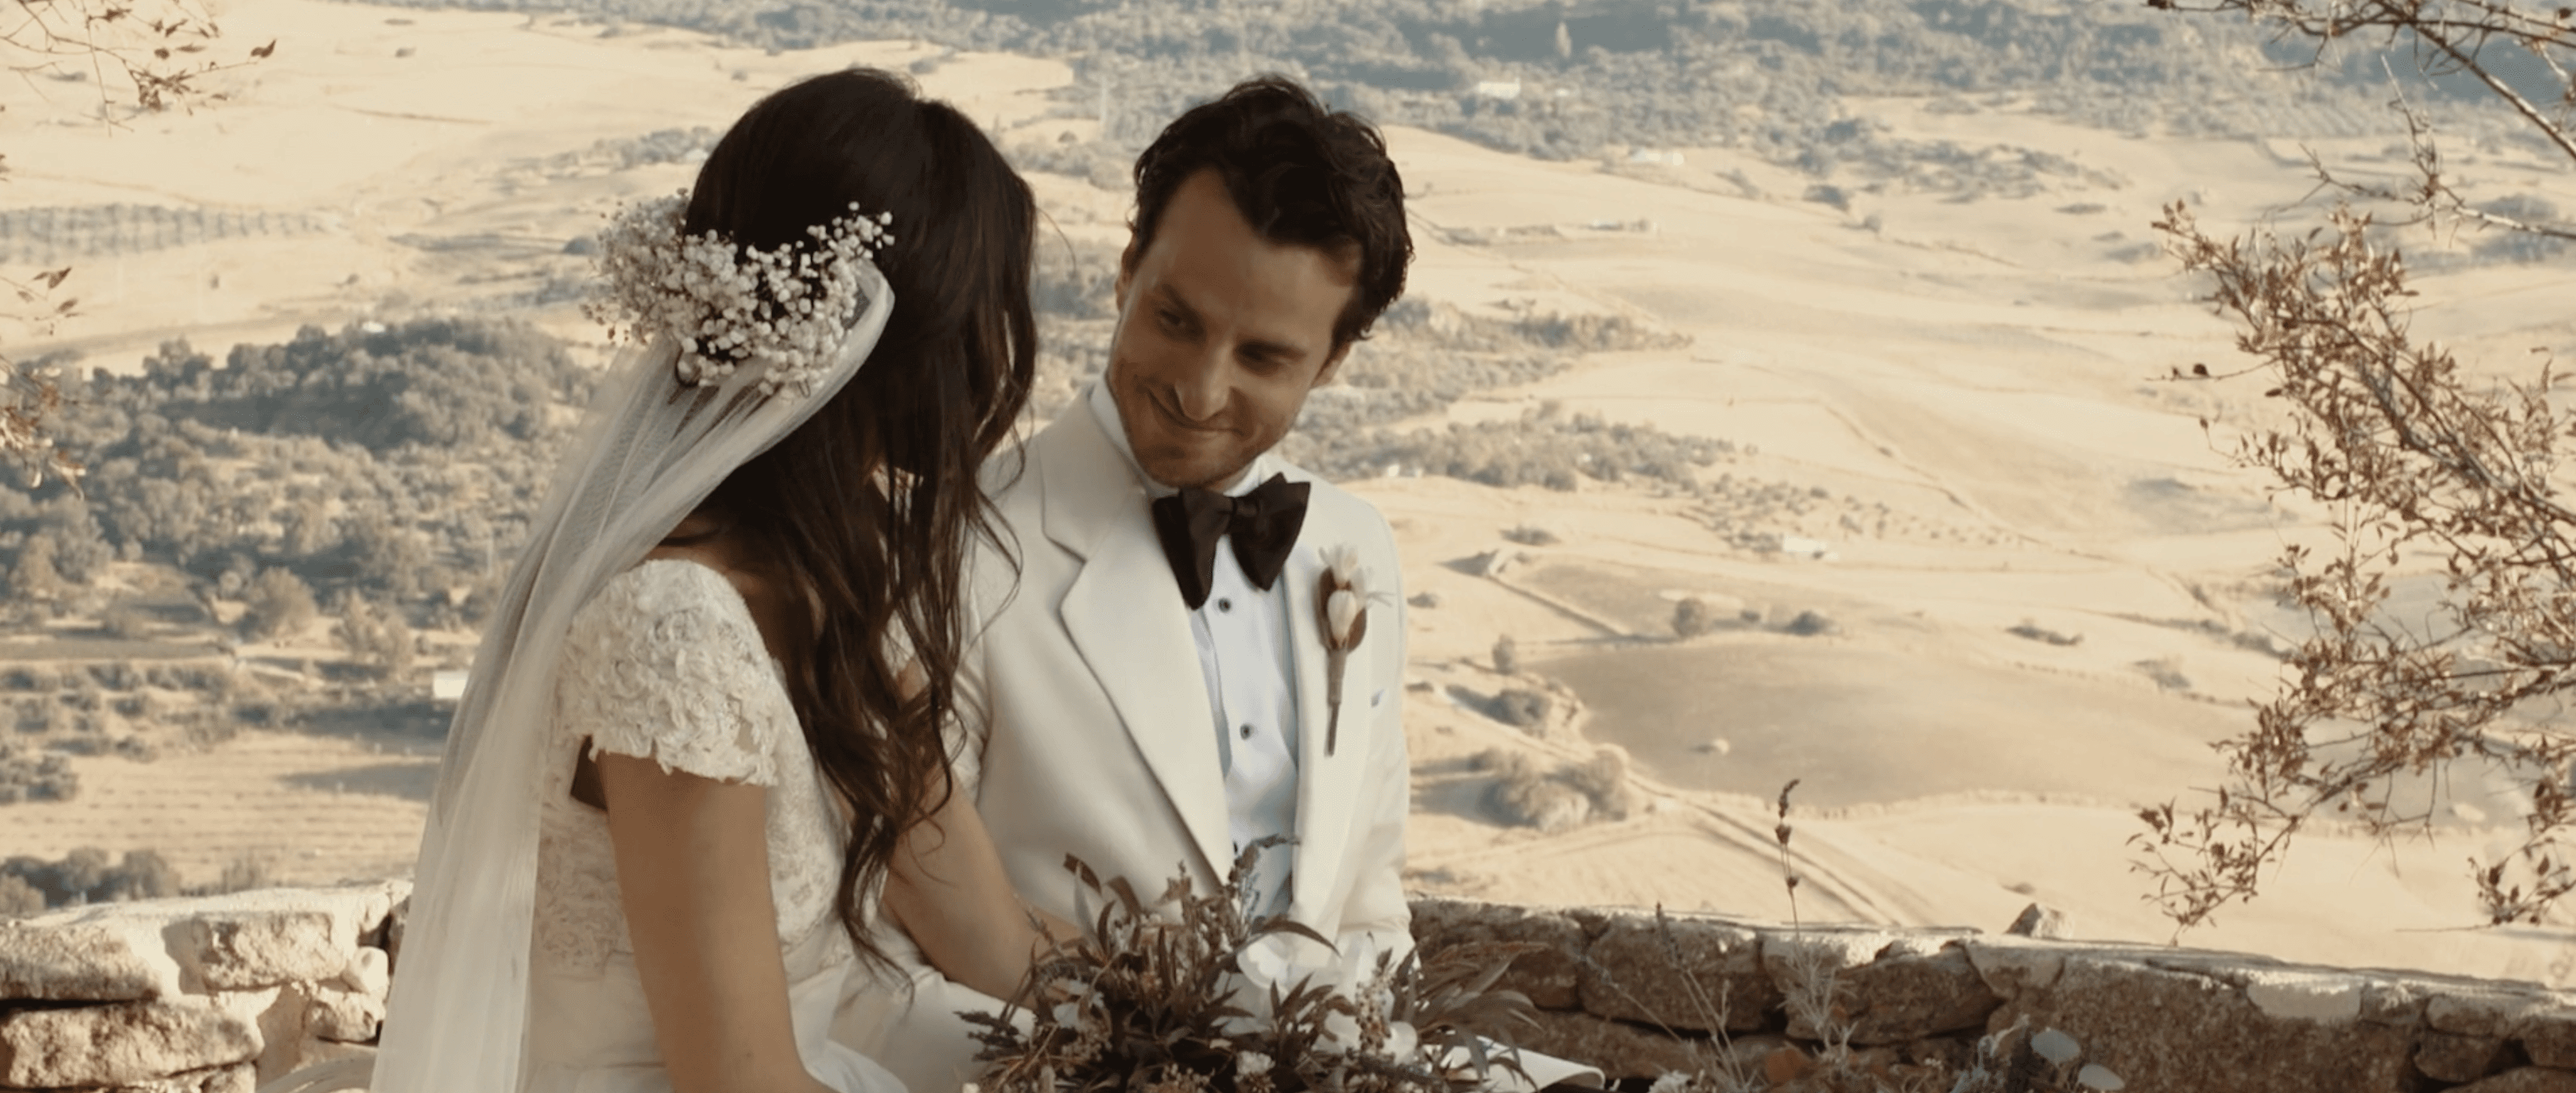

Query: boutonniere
<box><xmin>1316</xmin><ymin>546</ymin><xmax>1371</xmax><ymax>755</ymax></box>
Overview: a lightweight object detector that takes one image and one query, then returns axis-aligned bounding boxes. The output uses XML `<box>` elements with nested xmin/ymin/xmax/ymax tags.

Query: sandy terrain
<box><xmin>8</xmin><ymin>0</ymin><xmax>2576</xmax><ymax>984</ymax></box>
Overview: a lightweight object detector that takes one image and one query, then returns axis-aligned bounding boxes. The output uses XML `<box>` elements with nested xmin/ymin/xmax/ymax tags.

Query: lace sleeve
<box><xmin>556</xmin><ymin>558</ymin><xmax>795</xmax><ymax>786</ymax></box>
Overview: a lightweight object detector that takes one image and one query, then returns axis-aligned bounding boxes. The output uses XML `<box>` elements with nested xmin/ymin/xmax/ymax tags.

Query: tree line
<box><xmin>352</xmin><ymin>0</ymin><xmax>2417</xmax><ymax>170</ymax></box>
<box><xmin>0</xmin><ymin>318</ymin><xmax>595</xmax><ymax>639</ymax></box>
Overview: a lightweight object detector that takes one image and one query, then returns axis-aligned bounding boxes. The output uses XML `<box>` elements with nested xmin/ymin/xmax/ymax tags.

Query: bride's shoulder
<box><xmin>574</xmin><ymin>558</ymin><xmax>758</xmax><ymax>639</ymax></box>
<box><xmin>558</xmin><ymin>558</ymin><xmax>791</xmax><ymax>785</ymax></box>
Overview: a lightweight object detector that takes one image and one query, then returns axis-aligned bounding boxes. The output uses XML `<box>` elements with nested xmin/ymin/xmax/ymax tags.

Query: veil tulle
<box><xmin>269</xmin><ymin>264</ymin><xmax>893</xmax><ymax>1093</ymax></box>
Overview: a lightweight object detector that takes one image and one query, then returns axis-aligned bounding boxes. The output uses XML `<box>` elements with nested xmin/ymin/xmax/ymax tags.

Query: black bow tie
<box><xmin>1150</xmin><ymin>473</ymin><xmax>1311</xmax><ymax>611</ymax></box>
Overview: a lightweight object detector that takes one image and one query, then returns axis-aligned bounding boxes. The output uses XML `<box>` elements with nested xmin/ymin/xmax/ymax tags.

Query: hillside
<box><xmin>1</xmin><ymin>0</ymin><xmax>2572</xmax><ymax>984</ymax></box>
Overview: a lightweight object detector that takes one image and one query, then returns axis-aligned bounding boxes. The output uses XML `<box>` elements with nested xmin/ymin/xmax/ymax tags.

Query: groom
<box><xmin>836</xmin><ymin>76</ymin><xmax>1423</xmax><ymax>1091</ymax></box>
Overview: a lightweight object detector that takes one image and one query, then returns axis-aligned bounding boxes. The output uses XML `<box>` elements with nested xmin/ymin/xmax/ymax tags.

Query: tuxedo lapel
<box><xmin>1285</xmin><ymin>496</ymin><xmax>1364</xmax><ymax>923</ymax></box>
<box><xmin>1039</xmin><ymin>407</ymin><xmax>1232</xmax><ymax>880</ymax></box>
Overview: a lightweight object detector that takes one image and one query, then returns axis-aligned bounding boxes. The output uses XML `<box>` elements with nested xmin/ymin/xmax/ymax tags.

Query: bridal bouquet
<box><xmin>967</xmin><ymin>843</ymin><xmax>1543</xmax><ymax>1093</ymax></box>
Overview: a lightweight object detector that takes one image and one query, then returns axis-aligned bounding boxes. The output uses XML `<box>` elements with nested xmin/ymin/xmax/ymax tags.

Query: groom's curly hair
<box><xmin>1128</xmin><ymin>76</ymin><xmax>1413</xmax><ymax>349</ymax></box>
<box><xmin>681</xmin><ymin>68</ymin><xmax>1035</xmax><ymax>965</ymax></box>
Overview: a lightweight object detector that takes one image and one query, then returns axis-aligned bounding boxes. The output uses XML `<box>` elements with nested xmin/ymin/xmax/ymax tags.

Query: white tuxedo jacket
<box><xmin>835</xmin><ymin>401</ymin><xmax>1413</xmax><ymax>1093</ymax></box>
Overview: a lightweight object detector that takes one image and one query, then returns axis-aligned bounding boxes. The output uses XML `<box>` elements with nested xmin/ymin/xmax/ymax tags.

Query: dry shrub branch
<box><xmin>2148</xmin><ymin>0</ymin><xmax>2575</xmax><ymax>157</ymax></box>
<box><xmin>4</xmin><ymin>0</ymin><xmax>270</xmax><ymax>114</ymax></box>
<box><xmin>973</xmin><ymin>842</ymin><xmax>1542</xmax><ymax>1093</ymax></box>
<box><xmin>0</xmin><ymin>0</ymin><xmax>270</xmax><ymax>486</ymax></box>
<box><xmin>2138</xmin><ymin>0</ymin><xmax>2576</xmax><ymax>932</ymax></box>
<box><xmin>2140</xmin><ymin>203</ymin><xmax>2576</xmax><ymax>927</ymax></box>
<box><xmin>2154</xmin><ymin>0</ymin><xmax>2575</xmax><ymax>235</ymax></box>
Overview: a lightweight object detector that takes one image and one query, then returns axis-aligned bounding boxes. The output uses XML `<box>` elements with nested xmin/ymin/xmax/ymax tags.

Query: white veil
<box><xmin>282</xmin><ymin>264</ymin><xmax>893</xmax><ymax>1093</ymax></box>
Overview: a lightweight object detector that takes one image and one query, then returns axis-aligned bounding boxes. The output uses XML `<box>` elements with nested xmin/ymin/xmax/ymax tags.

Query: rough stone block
<box><xmin>1409</xmin><ymin>898</ymin><xmax>1588</xmax><ymax>1009</ymax></box>
<box><xmin>1577</xmin><ymin>911</ymin><xmax>1775</xmax><ymax>1033</ymax></box>
<box><xmin>2361</xmin><ymin>978</ymin><xmax>2428</xmax><ymax>1026</ymax></box>
<box><xmin>337</xmin><ymin>946</ymin><xmax>391</xmax><ymax>1001</ymax></box>
<box><xmin>0</xmin><ymin>999</ymin><xmax>259</xmax><ymax>1088</ymax></box>
<box><xmin>0</xmin><ymin>919</ymin><xmax>175</xmax><ymax>1001</ymax></box>
<box><xmin>307</xmin><ymin>985</ymin><xmax>386</xmax><ymax>1043</ymax></box>
<box><xmin>213</xmin><ymin>984</ymin><xmax>308</xmax><ymax>1081</ymax></box>
<box><xmin>2241</xmin><ymin>970</ymin><xmax>2364</xmax><ymax>1022</ymax></box>
<box><xmin>19</xmin><ymin>885</ymin><xmax>389</xmax><ymax>995</ymax></box>
<box><xmin>2416</xmin><ymin>1031</ymin><xmax>2514</xmax><ymax>1084</ymax></box>
<box><xmin>1798</xmin><ymin>945</ymin><xmax>2001</xmax><ymax>1045</ymax></box>
<box><xmin>1517</xmin><ymin>1009</ymin><xmax>1713</xmax><ymax>1080</ymax></box>
<box><xmin>2455</xmin><ymin>1067</ymin><xmax>2576</xmax><ymax>1093</ymax></box>
<box><xmin>351</xmin><ymin>882</ymin><xmax>403</xmax><ymax>943</ymax></box>
<box><xmin>2434</xmin><ymin>987</ymin><xmax>2562</xmax><ymax>1038</ymax></box>
<box><xmin>1758</xmin><ymin>927</ymin><xmax>1900</xmax><ymax>984</ymax></box>
<box><xmin>2521</xmin><ymin>1007</ymin><xmax>2576</xmax><ymax>1069</ymax></box>
<box><xmin>2005</xmin><ymin>903</ymin><xmax>2071</xmax><ymax>940</ymax></box>
<box><xmin>1994</xmin><ymin>954</ymin><xmax>2416</xmax><ymax>1093</ymax></box>
<box><xmin>186</xmin><ymin>910</ymin><xmax>352</xmax><ymax>990</ymax></box>
<box><xmin>1961</xmin><ymin>935</ymin><xmax>2066</xmax><ymax>999</ymax></box>
<box><xmin>1763</xmin><ymin>928</ymin><xmax>1919</xmax><ymax>1040</ymax></box>
<box><xmin>107</xmin><ymin>1061</ymin><xmax>258</xmax><ymax>1093</ymax></box>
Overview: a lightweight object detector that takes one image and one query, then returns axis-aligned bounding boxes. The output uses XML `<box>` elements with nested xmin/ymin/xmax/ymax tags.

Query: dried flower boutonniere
<box><xmin>1318</xmin><ymin>545</ymin><xmax>1371</xmax><ymax>756</ymax></box>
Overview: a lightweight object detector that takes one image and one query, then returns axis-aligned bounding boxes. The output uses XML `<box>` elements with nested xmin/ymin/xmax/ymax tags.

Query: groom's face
<box><xmin>1108</xmin><ymin>169</ymin><xmax>1355</xmax><ymax>492</ymax></box>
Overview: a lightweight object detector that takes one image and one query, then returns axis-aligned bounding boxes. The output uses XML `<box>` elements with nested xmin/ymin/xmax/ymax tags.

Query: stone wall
<box><xmin>3</xmin><ymin>886</ymin><xmax>2571</xmax><ymax>1092</ymax></box>
<box><xmin>1410</xmin><ymin>898</ymin><xmax>2576</xmax><ymax>1093</ymax></box>
<box><xmin>0</xmin><ymin>883</ymin><xmax>403</xmax><ymax>1092</ymax></box>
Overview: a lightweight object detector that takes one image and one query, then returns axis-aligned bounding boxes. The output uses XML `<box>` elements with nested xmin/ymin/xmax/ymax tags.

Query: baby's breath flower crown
<box><xmin>585</xmin><ymin>191</ymin><xmax>893</xmax><ymax>398</ymax></box>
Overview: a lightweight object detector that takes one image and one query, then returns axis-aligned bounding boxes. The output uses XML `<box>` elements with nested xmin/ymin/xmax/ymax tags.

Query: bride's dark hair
<box><xmin>680</xmin><ymin>68</ymin><xmax>1034</xmax><ymax>960</ymax></box>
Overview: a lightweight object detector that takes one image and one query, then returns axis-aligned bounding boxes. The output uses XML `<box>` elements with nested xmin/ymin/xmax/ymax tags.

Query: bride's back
<box><xmin>353</xmin><ymin>68</ymin><xmax>1036</xmax><ymax>1093</ymax></box>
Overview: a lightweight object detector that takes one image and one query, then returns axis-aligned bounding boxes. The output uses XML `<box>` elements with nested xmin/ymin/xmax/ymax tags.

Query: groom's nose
<box><xmin>1172</xmin><ymin>355</ymin><xmax>1230</xmax><ymax>424</ymax></box>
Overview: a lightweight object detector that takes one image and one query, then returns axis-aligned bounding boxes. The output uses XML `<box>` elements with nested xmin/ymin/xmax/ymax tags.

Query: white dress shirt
<box><xmin>1088</xmin><ymin>382</ymin><xmax>1301</xmax><ymax>919</ymax></box>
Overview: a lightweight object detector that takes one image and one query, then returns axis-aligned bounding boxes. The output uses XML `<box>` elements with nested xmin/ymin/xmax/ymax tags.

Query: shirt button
<box><xmin>1218</xmin><ymin>597</ymin><xmax>1233</xmax><ymax>612</ymax></box>
<box><xmin>1239</xmin><ymin>723</ymin><xmax>1254</xmax><ymax>740</ymax></box>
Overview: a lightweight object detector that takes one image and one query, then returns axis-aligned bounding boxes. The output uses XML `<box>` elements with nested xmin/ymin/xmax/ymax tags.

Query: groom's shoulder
<box><xmin>979</xmin><ymin>406</ymin><xmax>1096</xmax><ymax>525</ymax></box>
<box><xmin>1282</xmin><ymin>457</ymin><xmax>1399</xmax><ymax>559</ymax></box>
<box><xmin>978</xmin><ymin>436</ymin><xmax>1043</xmax><ymax>513</ymax></box>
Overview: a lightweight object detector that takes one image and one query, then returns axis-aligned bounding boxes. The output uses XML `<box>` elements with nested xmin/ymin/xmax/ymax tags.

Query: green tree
<box><xmin>239</xmin><ymin>568</ymin><xmax>318</xmax><ymax>642</ymax></box>
<box><xmin>349</xmin><ymin>512</ymin><xmax>431</xmax><ymax>600</ymax></box>
<box><xmin>337</xmin><ymin>594</ymin><xmax>414</xmax><ymax>681</ymax></box>
<box><xmin>104</xmin><ymin>850</ymin><xmax>178</xmax><ymax>902</ymax></box>
<box><xmin>283</xmin><ymin>497</ymin><xmax>335</xmax><ymax>558</ymax></box>
<box><xmin>53</xmin><ymin>847</ymin><xmax>112</xmax><ymax>905</ymax></box>
<box><xmin>1674</xmin><ymin>597</ymin><xmax>1713</xmax><ymax>638</ymax></box>
<box><xmin>7</xmin><ymin>535</ymin><xmax>65</xmax><ymax>605</ymax></box>
<box><xmin>0</xmin><ymin>874</ymin><xmax>42</xmax><ymax>918</ymax></box>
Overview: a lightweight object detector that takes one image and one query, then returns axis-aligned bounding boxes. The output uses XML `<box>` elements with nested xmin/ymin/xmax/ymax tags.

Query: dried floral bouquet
<box><xmin>969</xmin><ymin>842</ymin><xmax>1544</xmax><ymax>1093</ymax></box>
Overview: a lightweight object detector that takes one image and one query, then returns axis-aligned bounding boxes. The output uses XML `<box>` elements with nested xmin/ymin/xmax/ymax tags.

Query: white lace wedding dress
<box><xmin>524</xmin><ymin>558</ymin><xmax>905</xmax><ymax>1093</ymax></box>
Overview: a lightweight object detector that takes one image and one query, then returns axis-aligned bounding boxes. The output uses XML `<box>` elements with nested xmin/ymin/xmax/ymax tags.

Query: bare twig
<box><xmin>2137</xmin><ymin>201</ymin><xmax>2576</xmax><ymax>926</ymax></box>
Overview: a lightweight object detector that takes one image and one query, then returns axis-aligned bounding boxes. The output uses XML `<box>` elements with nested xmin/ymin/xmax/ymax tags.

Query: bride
<box><xmin>279</xmin><ymin>69</ymin><xmax>1060</xmax><ymax>1093</ymax></box>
